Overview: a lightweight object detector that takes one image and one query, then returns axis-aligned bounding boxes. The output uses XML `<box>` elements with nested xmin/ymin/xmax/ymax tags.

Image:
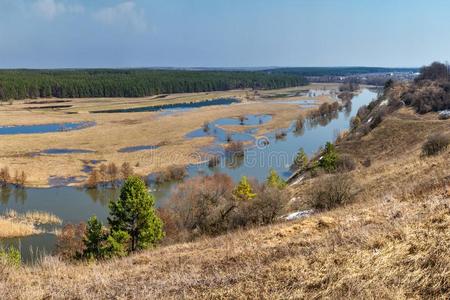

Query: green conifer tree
<box><xmin>108</xmin><ymin>176</ymin><xmax>164</xmax><ymax>251</ymax></box>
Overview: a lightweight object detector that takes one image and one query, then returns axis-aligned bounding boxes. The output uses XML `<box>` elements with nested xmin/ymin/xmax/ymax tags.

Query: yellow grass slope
<box><xmin>1</xmin><ymin>107</ymin><xmax>450</xmax><ymax>299</ymax></box>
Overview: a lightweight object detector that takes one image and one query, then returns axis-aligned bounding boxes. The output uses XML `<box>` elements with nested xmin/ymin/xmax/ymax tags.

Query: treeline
<box><xmin>268</xmin><ymin>67</ymin><xmax>418</xmax><ymax>77</ymax></box>
<box><xmin>0</xmin><ymin>69</ymin><xmax>308</xmax><ymax>101</ymax></box>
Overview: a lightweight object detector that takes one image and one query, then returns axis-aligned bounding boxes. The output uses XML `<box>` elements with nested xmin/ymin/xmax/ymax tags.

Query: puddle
<box><xmin>0</xmin><ymin>122</ymin><xmax>95</xmax><ymax>135</ymax></box>
<box><xmin>91</xmin><ymin>97</ymin><xmax>239</xmax><ymax>113</ymax></box>
<box><xmin>118</xmin><ymin>145</ymin><xmax>159</xmax><ymax>153</ymax></box>
<box><xmin>185</xmin><ymin>114</ymin><xmax>272</xmax><ymax>143</ymax></box>
<box><xmin>42</xmin><ymin>149</ymin><xmax>95</xmax><ymax>155</ymax></box>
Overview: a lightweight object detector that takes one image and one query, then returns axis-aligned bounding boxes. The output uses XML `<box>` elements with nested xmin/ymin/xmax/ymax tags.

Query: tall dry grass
<box><xmin>3</xmin><ymin>209</ymin><xmax>62</xmax><ymax>225</ymax></box>
<box><xmin>0</xmin><ymin>218</ymin><xmax>39</xmax><ymax>238</ymax></box>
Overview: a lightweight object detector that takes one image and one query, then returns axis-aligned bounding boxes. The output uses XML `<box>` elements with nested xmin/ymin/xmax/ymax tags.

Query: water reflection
<box><xmin>0</xmin><ymin>89</ymin><xmax>377</xmax><ymax>262</ymax></box>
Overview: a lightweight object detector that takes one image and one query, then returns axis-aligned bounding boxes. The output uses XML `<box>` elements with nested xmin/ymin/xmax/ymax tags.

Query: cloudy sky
<box><xmin>1</xmin><ymin>0</ymin><xmax>449</xmax><ymax>68</ymax></box>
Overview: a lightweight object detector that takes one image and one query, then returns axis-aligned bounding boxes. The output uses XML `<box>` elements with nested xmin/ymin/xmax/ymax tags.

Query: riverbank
<box><xmin>2</xmin><ymin>93</ymin><xmax>449</xmax><ymax>299</ymax></box>
<box><xmin>0</xmin><ymin>84</ymin><xmax>338</xmax><ymax>188</ymax></box>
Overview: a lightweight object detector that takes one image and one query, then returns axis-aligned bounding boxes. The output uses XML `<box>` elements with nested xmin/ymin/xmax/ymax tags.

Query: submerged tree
<box><xmin>108</xmin><ymin>176</ymin><xmax>164</xmax><ymax>251</ymax></box>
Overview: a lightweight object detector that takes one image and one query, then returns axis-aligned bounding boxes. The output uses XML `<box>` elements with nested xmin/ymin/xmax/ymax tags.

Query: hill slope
<box><xmin>1</xmin><ymin>105</ymin><xmax>449</xmax><ymax>299</ymax></box>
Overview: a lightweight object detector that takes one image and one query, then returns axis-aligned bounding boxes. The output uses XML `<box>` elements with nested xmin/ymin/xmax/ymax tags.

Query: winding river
<box><xmin>0</xmin><ymin>88</ymin><xmax>377</xmax><ymax>262</ymax></box>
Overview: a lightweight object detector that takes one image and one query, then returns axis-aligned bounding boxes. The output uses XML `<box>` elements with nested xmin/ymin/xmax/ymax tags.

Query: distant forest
<box><xmin>269</xmin><ymin>67</ymin><xmax>418</xmax><ymax>77</ymax></box>
<box><xmin>0</xmin><ymin>69</ymin><xmax>308</xmax><ymax>101</ymax></box>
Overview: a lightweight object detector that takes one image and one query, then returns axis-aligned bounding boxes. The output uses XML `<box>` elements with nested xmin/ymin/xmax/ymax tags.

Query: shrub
<box><xmin>339</xmin><ymin>81</ymin><xmax>359</xmax><ymax>92</ymax></box>
<box><xmin>120</xmin><ymin>162</ymin><xmax>134</xmax><ymax>179</ymax></box>
<box><xmin>0</xmin><ymin>247</ymin><xmax>21</xmax><ymax>268</ymax></box>
<box><xmin>55</xmin><ymin>223</ymin><xmax>87</xmax><ymax>259</ymax></box>
<box><xmin>155</xmin><ymin>165</ymin><xmax>187</xmax><ymax>184</ymax></box>
<box><xmin>82</xmin><ymin>216</ymin><xmax>107</xmax><ymax>259</ymax></box>
<box><xmin>362</xmin><ymin>157</ymin><xmax>372</xmax><ymax>167</ymax></box>
<box><xmin>106</xmin><ymin>163</ymin><xmax>119</xmax><ymax>186</ymax></box>
<box><xmin>309</xmin><ymin>174</ymin><xmax>355</xmax><ymax>210</ymax></box>
<box><xmin>167</xmin><ymin>173</ymin><xmax>234</xmax><ymax>237</ymax></box>
<box><xmin>266</xmin><ymin>169</ymin><xmax>286</xmax><ymax>189</ymax></box>
<box><xmin>357</xmin><ymin>105</ymin><xmax>369</xmax><ymax>120</ymax></box>
<box><xmin>291</xmin><ymin>147</ymin><xmax>308</xmax><ymax>171</ymax></box>
<box><xmin>13</xmin><ymin>170</ymin><xmax>26</xmax><ymax>187</ymax></box>
<box><xmin>246</xmin><ymin>184</ymin><xmax>289</xmax><ymax>225</ymax></box>
<box><xmin>294</xmin><ymin>115</ymin><xmax>305</xmax><ymax>133</ymax></box>
<box><xmin>422</xmin><ymin>133</ymin><xmax>450</xmax><ymax>156</ymax></box>
<box><xmin>319</xmin><ymin>142</ymin><xmax>338</xmax><ymax>172</ymax></box>
<box><xmin>232</xmin><ymin>176</ymin><xmax>256</xmax><ymax>202</ymax></box>
<box><xmin>275</xmin><ymin>130</ymin><xmax>287</xmax><ymax>140</ymax></box>
<box><xmin>0</xmin><ymin>166</ymin><xmax>11</xmax><ymax>186</ymax></box>
<box><xmin>207</xmin><ymin>155</ymin><xmax>220</xmax><ymax>168</ymax></box>
<box><xmin>103</xmin><ymin>230</ymin><xmax>130</xmax><ymax>258</ymax></box>
<box><xmin>350</xmin><ymin>115</ymin><xmax>361</xmax><ymax>129</ymax></box>
<box><xmin>86</xmin><ymin>169</ymin><xmax>100</xmax><ymax>188</ymax></box>
<box><xmin>336</xmin><ymin>154</ymin><xmax>357</xmax><ymax>172</ymax></box>
<box><xmin>225</xmin><ymin>141</ymin><xmax>245</xmax><ymax>157</ymax></box>
<box><xmin>338</xmin><ymin>91</ymin><xmax>353</xmax><ymax>102</ymax></box>
<box><xmin>416</xmin><ymin>62</ymin><xmax>449</xmax><ymax>82</ymax></box>
<box><xmin>202</xmin><ymin>121</ymin><xmax>210</xmax><ymax>132</ymax></box>
<box><xmin>109</xmin><ymin>176</ymin><xmax>164</xmax><ymax>251</ymax></box>
<box><xmin>98</xmin><ymin>163</ymin><xmax>108</xmax><ymax>185</ymax></box>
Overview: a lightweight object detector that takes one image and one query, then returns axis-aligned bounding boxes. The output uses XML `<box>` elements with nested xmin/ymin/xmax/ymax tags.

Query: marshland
<box><xmin>1</xmin><ymin>1</ymin><xmax>450</xmax><ymax>299</ymax></box>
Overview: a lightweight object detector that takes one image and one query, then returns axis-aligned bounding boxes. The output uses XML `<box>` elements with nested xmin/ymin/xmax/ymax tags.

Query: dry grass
<box><xmin>1</xmin><ymin>106</ymin><xmax>449</xmax><ymax>299</ymax></box>
<box><xmin>3</xmin><ymin>209</ymin><xmax>62</xmax><ymax>225</ymax></box>
<box><xmin>0</xmin><ymin>84</ymin><xmax>335</xmax><ymax>187</ymax></box>
<box><xmin>1</xmin><ymin>183</ymin><xmax>449</xmax><ymax>299</ymax></box>
<box><xmin>0</xmin><ymin>218</ymin><xmax>39</xmax><ymax>238</ymax></box>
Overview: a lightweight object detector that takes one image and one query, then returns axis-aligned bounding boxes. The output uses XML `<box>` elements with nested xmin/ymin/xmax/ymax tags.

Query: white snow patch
<box><xmin>290</xmin><ymin>175</ymin><xmax>305</xmax><ymax>186</ymax></box>
<box><xmin>285</xmin><ymin>209</ymin><xmax>314</xmax><ymax>221</ymax></box>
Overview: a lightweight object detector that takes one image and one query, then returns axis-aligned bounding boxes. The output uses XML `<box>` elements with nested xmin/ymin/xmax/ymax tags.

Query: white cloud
<box><xmin>33</xmin><ymin>0</ymin><xmax>84</xmax><ymax>20</ymax></box>
<box><xmin>93</xmin><ymin>1</ymin><xmax>148</xmax><ymax>32</ymax></box>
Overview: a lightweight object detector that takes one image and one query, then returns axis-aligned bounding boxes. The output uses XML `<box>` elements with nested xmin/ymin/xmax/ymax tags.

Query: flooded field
<box><xmin>0</xmin><ymin>122</ymin><xmax>95</xmax><ymax>135</ymax></box>
<box><xmin>0</xmin><ymin>88</ymin><xmax>377</xmax><ymax>262</ymax></box>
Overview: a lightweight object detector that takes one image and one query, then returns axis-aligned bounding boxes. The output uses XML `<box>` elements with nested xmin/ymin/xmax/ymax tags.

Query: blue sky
<box><xmin>1</xmin><ymin>0</ymin><xmax>449</xmax><ymax>68</ymax></box>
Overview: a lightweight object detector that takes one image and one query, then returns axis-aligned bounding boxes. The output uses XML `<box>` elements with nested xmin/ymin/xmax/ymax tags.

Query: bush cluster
<box><xmin>422</xmin><ymin>133</ymin><xmax>450</xmax><ymax>156</ymax></box>
<box><xmin>87</xmin><ymin>162</ymin><xmax>134</xmax><ymax>188</ymax></box>
<box><xmin>0</xmin><ymin>167</ymin><xmax>27</xmax><ymax>187</ymax></box>
<box><xmin>165</xmin><ymin>171</ymin><xmax>289</xmax><ymax>241</ymax></box>
<box><xmin>309</xmin><ymin>174</ymin><xmax>355</xmax><ymax>210</ymax></box>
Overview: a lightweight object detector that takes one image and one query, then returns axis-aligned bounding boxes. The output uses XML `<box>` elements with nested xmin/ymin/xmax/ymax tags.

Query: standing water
<box><xmin>0</xmin><ymin>89</ymin><xmax>377</xmax><ymax>262</ymax></box>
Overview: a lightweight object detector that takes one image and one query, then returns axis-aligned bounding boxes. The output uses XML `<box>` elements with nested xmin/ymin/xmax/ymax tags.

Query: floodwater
<box><xmin>0</xmin><ymin>122</ymin><xmax>95</xmax><ymax>135</ymax></box>
<box><xmin>0</xmin><ymin>89</ymin><xmax>377</xmax><ymax>262</ymax></box>
<box><xmin>91</xmin><ymin>97</ymin><xmax>239</xmax><ymax>113</ymax></box>
<box><xmin>118</xmin><ymin>145</ymin><xmax>159</xmax><ymax>153</ymax></box>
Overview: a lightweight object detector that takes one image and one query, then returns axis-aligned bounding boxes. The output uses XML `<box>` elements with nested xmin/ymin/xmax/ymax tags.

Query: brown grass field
<box><xmin>1</xmin><ymin>106</ymin><xmax>449</xmax><ymax>299</ymax></box>
<box><xmin>0</xmin><ymin>84</ymin><xmax>338</xmax><ymax>187</ymax></box>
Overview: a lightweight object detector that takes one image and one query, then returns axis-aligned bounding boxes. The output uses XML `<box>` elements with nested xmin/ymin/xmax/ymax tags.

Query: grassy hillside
<box><xmin>1</xmin><ymin>102</ymin><xmax>449</xmax><ymax>299</ymax></box>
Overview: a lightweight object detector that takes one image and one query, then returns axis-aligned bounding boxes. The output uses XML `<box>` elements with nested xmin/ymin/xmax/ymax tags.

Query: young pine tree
<box><xmin>266</xmin><ymin>169</ymin><xmax>286</xmax><ymax>189</ymax></box>
<box><xmin>83</xmin><ymin>216</ymin><xmax>106</xmax><ymax>259</ymax></box>
<box><xmin>320</xmin><ymin>142</ymin><xmax>339</xmax><ymax>172</ymax></box>
<box><xmin>232</xmin><ymin>176</ymin><xmax>256</xmax><ymax>202</ymax></box>
<box><xmin>108</xmin><ymin>176</ymin><xmax>164</xmax><ymax>252</ymax></box>
<box><xmin>292</xmin><ymin>147</ymin><xmax>308</xmax><ymax>171</ymax></box>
